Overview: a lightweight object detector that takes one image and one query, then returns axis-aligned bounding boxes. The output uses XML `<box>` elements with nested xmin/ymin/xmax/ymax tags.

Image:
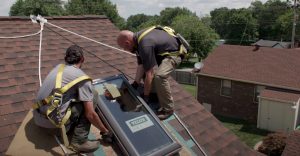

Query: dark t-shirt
<box><xmin>134</xmin><ymin>29</ymin><xmax>179</xmax><ymax>71</ymax></box>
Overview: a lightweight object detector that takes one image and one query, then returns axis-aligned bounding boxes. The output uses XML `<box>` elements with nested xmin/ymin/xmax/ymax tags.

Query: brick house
<box><xmin>197</xmin><ymin>45</ymin><xmax>300</xmax><ymax>126</ymax></box>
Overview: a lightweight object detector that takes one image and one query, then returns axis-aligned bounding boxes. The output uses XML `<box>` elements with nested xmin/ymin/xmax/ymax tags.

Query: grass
<box><xmin>180</xmin><ymin>84</ymin><xmax>270</xmax><ymax>148</ymax></box>
<box><xmin>215</xmin><ymin>115</ymin><xmax>269</xmax><ymax>148</ymax></box>
<box><xmin>178</xmin><ymin>57</ymin><xmax>199</xmax><ymax>69</ymax></box>
<box><xmin>181</xmin><ymin>84</ymin><xmax>196</xmax><ymax>97</ymax></box>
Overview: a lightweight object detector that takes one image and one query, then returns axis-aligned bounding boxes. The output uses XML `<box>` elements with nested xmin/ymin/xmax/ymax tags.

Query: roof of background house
<box><xmin>199</xmin><ymin>45</ymin><xmax>300</xmax><ymax>91</ymax></box>
<box><xmin>260</xmin><ymin>89</ymin><xmax>300</xmax><ymax>103</ymax></box>
<box><xmin>253</xmin><ymin>39</ymin><xmax>291</xmax><ymax>48</ymax></box>
<box><xmin>0</xmin><ymin>16</ymin><xmax>260</xmax><ymax>155</ymax></box>
<box><xmin>282</xmin><ymin>130</ymin><xmax>300</xmax><ymax>156</ymax></box>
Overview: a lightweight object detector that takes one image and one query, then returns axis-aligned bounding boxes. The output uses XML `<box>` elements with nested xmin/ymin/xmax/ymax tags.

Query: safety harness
<box><xmin>33</xmin><ymin>64</ymin><xmax>92</xmax><ymax>147</ymax></box>
<box><xmin>137</xmin><ymin>26</ymin><xmax>190</xmax><ymax>58</ymax></box>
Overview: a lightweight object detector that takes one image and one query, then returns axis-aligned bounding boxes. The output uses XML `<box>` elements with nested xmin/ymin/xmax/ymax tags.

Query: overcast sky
<box><xmin>0</xmin><ymin>0</ymin><xmax>268</xmax><ymax>19</ymax></box>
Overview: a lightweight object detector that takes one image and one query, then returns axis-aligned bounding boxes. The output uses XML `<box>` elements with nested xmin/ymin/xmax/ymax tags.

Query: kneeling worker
<box><xmin>33</xmin><ymin>45</ymin><xmax>112</xmax><ymax>153</ymax></box>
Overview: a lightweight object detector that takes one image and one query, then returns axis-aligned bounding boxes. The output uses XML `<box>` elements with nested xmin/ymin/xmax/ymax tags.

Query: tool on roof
<box><xmin>104</xmin><ymin>83</ymin><xmax>121</xmax><ymax>98</ymax></box>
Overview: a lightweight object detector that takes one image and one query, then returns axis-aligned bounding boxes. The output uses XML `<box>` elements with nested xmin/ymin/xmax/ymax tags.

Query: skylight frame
<box><xmin>93</xmin><ymin>74</ymin><xmax>181</xmax><ymax>156</ymax></box>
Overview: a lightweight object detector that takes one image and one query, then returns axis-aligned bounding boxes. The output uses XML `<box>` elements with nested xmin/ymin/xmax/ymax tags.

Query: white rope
<box><xmin>54</xmin><ymin>135</ymin><xmax>69</xmax><ymax>156</ymax></box>
<box><xmin>0</xmin><ymin>30</ymin><xmax>42</xmax><ymax>39</ymax></box>
<box><xmin>38</xmin><ymin>23</ymin><xmax>44</xmax><ymax>86</ymax></box>
<box><xmin>46</xmin><ymin>22</ymin><xmax>135</xmax><ymax>56</ymax></box>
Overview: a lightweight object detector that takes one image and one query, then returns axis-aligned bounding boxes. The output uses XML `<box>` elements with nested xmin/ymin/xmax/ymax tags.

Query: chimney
<box><xmin>253</xmin><ymin>44</ymin><xmax>260</xmax><ymax>51</ymax></box>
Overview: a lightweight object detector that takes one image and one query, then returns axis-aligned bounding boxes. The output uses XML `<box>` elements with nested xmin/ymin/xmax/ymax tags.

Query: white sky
<box><xmin>0</xmin><ymin>0</ymin><xmax>268</xmax><ymax>19</ymax></box>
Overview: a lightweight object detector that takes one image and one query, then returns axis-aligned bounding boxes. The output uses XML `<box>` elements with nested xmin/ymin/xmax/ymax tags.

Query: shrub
<box><xmin>258</xmin><ymin>132</ymin><xmax>287</xmax><ymax>156</ymax></box>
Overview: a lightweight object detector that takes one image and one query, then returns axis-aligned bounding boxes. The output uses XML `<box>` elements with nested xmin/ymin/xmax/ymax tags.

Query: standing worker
<box><xmin>33</xmin><ymin>45</ymin><xmax>112</xmax><ymax>153</ymax></box>
<box><xmin>117</xmin><ymin>26</ymin><xmax>188</xmax><ymax>120</ymax></box>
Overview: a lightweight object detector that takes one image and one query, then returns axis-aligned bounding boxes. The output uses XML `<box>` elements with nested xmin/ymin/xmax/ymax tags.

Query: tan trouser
<box><xmin>153</xmin><ymin>56</ymin><xmax>181</xmax><ymax>111</ymax></box>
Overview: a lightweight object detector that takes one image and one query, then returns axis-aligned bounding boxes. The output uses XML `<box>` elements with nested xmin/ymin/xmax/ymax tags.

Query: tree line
<box><xmin>9</xmin><ymin>0</ymin><xmax>299</xmax><ymax>60</ymax></box>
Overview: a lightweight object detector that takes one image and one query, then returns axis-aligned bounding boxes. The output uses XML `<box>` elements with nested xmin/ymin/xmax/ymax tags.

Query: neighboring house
<box><xmin>197</xmin><ymin>45</ymin><xmax>300</xmax><ymax>132</ymax></box>
<box><xmin>253</xmin><ymin>39</ymin><xmax>291</xmax><ymax>49</ymax></box>
<box><xmin>0</xmin><ymin>16</ymin><xmax>260</xmax><ymax>155</ymax></box>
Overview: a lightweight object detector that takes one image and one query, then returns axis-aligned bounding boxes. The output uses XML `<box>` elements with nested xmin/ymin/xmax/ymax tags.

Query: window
<box><xmin>93</xmin><ymin>74</ymin><xmax>181</xmax><ymax>156</ymax></box>
<box><xmin>254</xmin><ymin>85</ymin><xmax>265</xmax><ymax>103</ymax></box>
<box><xmin>221</xmin><ymin>79</ymin><xmax>232</xmax><ymax>97</ymax></box>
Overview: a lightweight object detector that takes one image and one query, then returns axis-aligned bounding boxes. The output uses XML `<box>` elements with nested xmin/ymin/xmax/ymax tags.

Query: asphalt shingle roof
<box><xmin>200</xmin><ymin>45</ymin><xmax>300</xmax><ymax>91</ymax></box>
<box><xmin>282</xmin><ymin>130</ymin><xmax>300</xmax><ymax>156</ymax></box>
<box><xmin>253</xmin><ymin>39</ymin><xmax>291</xmax><ymax>48</ymax></box>
<box><xmin>260</xmin><ymin>89</ymin><xmax>300</xmax><ymax>103</ymax></box>
<box><xmin>0</xmin><ymin>16</ymin><xmax>260</xmax><ymax>155</ymax></box>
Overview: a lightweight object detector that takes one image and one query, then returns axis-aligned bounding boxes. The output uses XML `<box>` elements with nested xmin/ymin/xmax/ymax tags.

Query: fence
<box><xmin>171</xmin><ymin>69</ymin><xmax>197</xmax><ymax>85</ymax></box>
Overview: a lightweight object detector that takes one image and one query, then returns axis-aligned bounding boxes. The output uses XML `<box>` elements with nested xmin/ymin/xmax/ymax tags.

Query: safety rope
<box><xmin>46</xmin><ymin>22</ymin><xmax>135</xmax><ymax>56</ymax></box>
<box><xmin>0</xmin><ymin>30</ymin><xmax>42</xmax><ymax>39</ymax></box>
<box><xmin>38</xmin><ymin>23</ymin><xmax>44</xmax><ymax>86</ymax></box>
<box><xmin>44</xmin><ymin>25</ymin><xmax>135</xmax><ymax>80</ymax></box>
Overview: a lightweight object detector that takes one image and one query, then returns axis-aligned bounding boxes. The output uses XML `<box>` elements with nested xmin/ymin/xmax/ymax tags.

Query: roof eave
<box><xmin>196</xmin><ymin>72</ymin><xmax>300</xmax><ymax>92</ymax></box>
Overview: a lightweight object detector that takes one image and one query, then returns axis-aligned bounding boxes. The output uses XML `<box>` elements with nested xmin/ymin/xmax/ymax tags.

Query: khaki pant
<box><xmin>153</xmin><ymin>56</ymin><xmax>181</xmax><ymax>111</ymax></box>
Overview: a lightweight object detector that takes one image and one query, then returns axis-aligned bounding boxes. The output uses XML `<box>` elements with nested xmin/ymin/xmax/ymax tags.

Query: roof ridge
<box><xmin>0</xmin><ymin>15</ymin><xmax>108</xmax><ymax>21</ymax></box>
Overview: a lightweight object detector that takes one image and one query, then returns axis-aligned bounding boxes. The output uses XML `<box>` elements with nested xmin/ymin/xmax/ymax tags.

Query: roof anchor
<box><xmin>30</xmin><ymin>15</ymin><xmax>48</xmax><ymax>24</ymax></box>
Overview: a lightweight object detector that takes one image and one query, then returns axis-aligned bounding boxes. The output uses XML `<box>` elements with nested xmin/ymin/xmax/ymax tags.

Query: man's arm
<box><xmin>143</xmin><ymin>67</ymin><xmax>154</xmax><ymax>96</ymax></box>
<box><xmin>134</xmin><ymin>64</ymin><xmax>144</xmax><ymax>83</ymax></box>
<box><xmin>83</xmin><ymin>101</ymin><xmax>108</xmax><ymax>133</ymax></box>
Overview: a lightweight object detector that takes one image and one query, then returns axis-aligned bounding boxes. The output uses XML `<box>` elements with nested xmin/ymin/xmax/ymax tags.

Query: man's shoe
<box><xmin>157</xmin><ymin>109</ymin><xmax>174</xmax><ymax>120</ymax></box>
<box><xmin>69</xmin><ymin>140</ymin><xmax>99</xmax><ymax>153</ymax></box>
<box><xmin>100</xmin><ymin>131</ymin><xmax>114</xmax><ymax>144</ymax></box>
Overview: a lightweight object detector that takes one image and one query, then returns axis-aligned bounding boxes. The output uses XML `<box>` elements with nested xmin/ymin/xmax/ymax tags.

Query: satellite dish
<box><xmin>194</xmin><ymin>62</ymin><xmax>204</xmax><ymax>71</ymax></box>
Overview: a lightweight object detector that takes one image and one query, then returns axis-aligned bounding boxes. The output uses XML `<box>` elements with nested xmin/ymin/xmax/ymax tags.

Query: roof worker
<box><xmin>33</xmin><ymin>45</ymin><xmax>112</xmax><ymax>153</ymax></box>
<box><xmin>117</xmin><ymin>26</ymin><xmax>185</xmax><ymax>120</ymax></box>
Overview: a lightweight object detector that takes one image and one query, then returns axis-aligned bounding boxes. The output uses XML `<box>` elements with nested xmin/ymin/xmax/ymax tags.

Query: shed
<box><xmin>257</xmin><ymin>89</ymin><xmax>300</xmax><ymax>132</ymax></box>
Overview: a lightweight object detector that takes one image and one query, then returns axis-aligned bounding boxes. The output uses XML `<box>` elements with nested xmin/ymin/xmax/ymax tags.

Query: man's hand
<box><xmin>141</xmin><ymin>94</ymin><xmax>150</xmax><ymax>103</ymax></box>
<box><xmin>144</xmin><ymin>68</ymin><xmax>154</xmax><ymax>96</ymax></box>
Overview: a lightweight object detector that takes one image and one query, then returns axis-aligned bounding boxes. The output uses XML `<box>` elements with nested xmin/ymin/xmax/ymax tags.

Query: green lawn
<box><xmin>215</xmin><ymin>115</ymin><xmax>269</xmax><ymax>148</ymax></box>
<box><xmin>181</xmin><ymin>84</ymin><xmax>196</xmax><ymax>97</ymax></box>
<box><xmin>178</xmin><ymin>57</ymin><xmax>199</xmax><ymax>69</ymax></box>
<box><xmin>180</xmin><ymin>84</ymin><xmax>269</xmax><ymax>148</ymax></box>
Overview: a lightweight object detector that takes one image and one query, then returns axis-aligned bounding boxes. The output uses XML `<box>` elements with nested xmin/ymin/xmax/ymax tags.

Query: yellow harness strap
<box><xmin>138</xmin><ymin>26</ymin><xmax>156</xmax><ymax>43</ymax></box>
<box><xmin>33</xmin><ymin>64</ymin><xmax>92</xmax><ymax>147</ymax></box>
<box><xmin>137</xmin><ymin>26</ymin><xmax>185</xmax><ymax>57</ymax></box>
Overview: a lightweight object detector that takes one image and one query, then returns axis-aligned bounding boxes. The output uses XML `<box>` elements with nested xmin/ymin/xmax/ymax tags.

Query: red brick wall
<box><xmin>197</xmin><ymin>75</ymin><xmax>259</xmax><ymax>123</ymax></box>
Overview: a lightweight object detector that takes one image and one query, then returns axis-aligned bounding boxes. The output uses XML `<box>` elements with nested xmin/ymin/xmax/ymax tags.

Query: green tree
<box><xmin>226</xmin><ymin>8</ymin><xmax>258</xmax><ymax>45</ymax></box>
<box><xmin>210</xmin><ymin>7</ymin><xmax>231</xmax><ymax>39</ymax></box>
<box><xmin>65</xmin><ymin>0</ymin><xmax>125</xmax><ymax>29</ymax></box>
<box><xmin>10</xmin><ymin>0</ymin><xmax>65</xmax><ymax>16</ymax></box>
<box><xmin>211</xmin><ymin>8</ymin><xmax>258</xmax><ymax>45</ymax></box>
<box><xmin>136</xmin><ymin>15</ymin><xmax>160</xmax><ymax>30</ymax></box>
<box><xmin>126</xmin><ymin>14</ymin><xmax>155</xmax><ymax>31</ymax></box>
<box><xmin>159</xmin><ymin>7</ymin><xmax>196</xmax><ymax>26</ymax></box>
<box><xmin>201</xmin><ymin>16</ymin><xmax>212</xmax><ymax>28</ymax></box>
<box><xmin>251</xmin><ymin>0</ymin><xmax>289</xmax><ymax>40</ymax></box>
<box><xmin>274</xmin><ymin>10</ymin><xmax>293</xmax><ymax>41</ymax></box>
<box><xmin>171</xmin><ymin>15</ymin><xmax>219</xmax><ymax>60</ymax></box>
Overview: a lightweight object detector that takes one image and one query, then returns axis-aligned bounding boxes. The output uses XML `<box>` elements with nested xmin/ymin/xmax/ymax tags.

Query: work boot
<box><xmin>100</xmin><ymin>131</ymin><xmax>114</xmax><ymax>144</ymax></box>
<box><xmin>157</xmin><ymin>109</ymin><xmax>174</xmax><ymax>120</ymax></box>
<box><xmin>69</xmin><ymin>140</ymin><xmax>99</xmax><ymax>153</ymax></box>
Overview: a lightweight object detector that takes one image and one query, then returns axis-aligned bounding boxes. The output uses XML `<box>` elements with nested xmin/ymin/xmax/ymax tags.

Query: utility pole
<box><xmin>291</xmin><ymin>0</ymin><xmax>297</xmax><ymax>48</ymax></box>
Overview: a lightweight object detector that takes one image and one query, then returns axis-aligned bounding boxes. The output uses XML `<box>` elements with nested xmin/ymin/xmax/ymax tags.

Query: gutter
<box><xmin>196</xmin><ymin>72</ymin><xmax>300</xmax><ymax>92</ymax></box>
